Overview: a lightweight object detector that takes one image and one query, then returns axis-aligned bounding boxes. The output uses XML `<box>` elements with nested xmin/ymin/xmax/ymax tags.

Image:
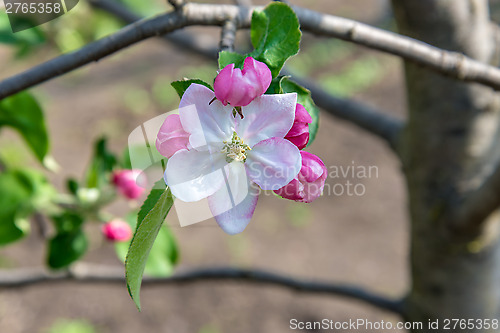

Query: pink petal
<box><xmin>285</xmin><ymin>132</ymin><xmax>310</xmax><ymax>150</ymax></box>
<box><xmin>236</xmin><ymin>93</ymin><xmax>297</xmax><ymax>147</ymax></box>
<box><xmin>208</xmin><ymin>162</ymin><xmax>259</xmax><ymax>235</ymax></box>
<box><xmin>165</xmin><ymin>149</ymin><xmax>226</xmax><ymax>202</ymax></box>
<box><xmin>156</xmin><ymin>114</ymin><xmax>190</xmax><ymax>158</ymax></box>
<box><xmin>273</xmin><ymin>178</ymin><xmax>305</xmax><ymax>201</ymax></box>
<box><xmin>295</xmin><ymin>103</ymin><xmax>313</xmax><ymax>124</ymax></box>
<box><xmin>179</xmin><ymin>84</ymin><xmax>235</xmax><ymax>150</ymax></box>
<box><xmin>242</xmin><ymin>57</ymin><xmax>272</xmax><ymax>96</ymax></box>
<box><xmin>245</xmin><ymin>137</ymin><xmax>301</xmax><ymax>190</ymax></box>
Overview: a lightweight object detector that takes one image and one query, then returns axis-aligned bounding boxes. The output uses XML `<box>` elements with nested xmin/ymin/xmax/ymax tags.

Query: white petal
<box><xmin>179</xmin><ymin>84</ymin><xmax>235</xmax><ymax>150</ymax></box>
<box><xmin>208</xmin><ymin>162</ymin><xmax>259</xmax><ymax>235</ymax></box>
<box><xmin>236</xmin><ymin>93</ymin><xmax>297</xmax><ymax>147</ymax></box>
<box><xmin>165</xmin><ymin>149</ymin><xmax>226</xmax><ymax>202</ymax></box>
<box><xmin>245</xmin><ymin>137</ymin><xmax>302</xmax><ymax>190</ymax></box>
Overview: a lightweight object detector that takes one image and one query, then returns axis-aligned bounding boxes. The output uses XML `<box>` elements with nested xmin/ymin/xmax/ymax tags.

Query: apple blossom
<box><xmin>214</xmin><ymin>57</ymin><xmax>272</xmax><ymax>107</ymax></box>
<box><xmin>159</xmin><ymin>83</ymin><xmax>301</xmax><ymax>234</ymax></box>
<box><xmin>285</xmin><ymin>103</ymin><xmax>312</xmax><ymax>150</ymax></box>
<box><xmin>102</xmin><ymin>219</ymin><xmax>133</xmax><ymax>242</ymax></box>
<box><xmin>274</xmin><ymin>151</ymin><xmax>327</xmax><ymax>203</ymax></box>
<box><xmin>112</xmin><ymin>169</ymin><xmax>146</xmax><ymax>200</ymax></box>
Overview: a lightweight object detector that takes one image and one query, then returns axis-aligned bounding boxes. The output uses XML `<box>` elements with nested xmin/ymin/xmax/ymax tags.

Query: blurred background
<box><xmin>0</xmin><ymin>0</ymin><xmax>416</xmax><ymax>332</ymax></box>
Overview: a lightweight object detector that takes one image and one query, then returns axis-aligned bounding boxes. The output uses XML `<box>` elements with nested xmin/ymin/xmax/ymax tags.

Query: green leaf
<box><xmin>115</xmin><ymin>211</ymin><xmax>178</xmax><ymax>277</ymax></box>
<box><xmin>281</xmin><ymin>78</ymin><xmax>320</xmax><ymax>145</ymax></box>
<box><xmin>0</xmin><ymin>91</ymin><xmax>50</xmax><ymax>164</ymax></box>
<box><xmin>218</xmin><ymin>51</ymin><xmax>246</xmax><ymax>69</ymax></box>
<box><xmin>265</xmin><ymin>76</ymin><xmax>288</xmax><ymax>94</ymax></box>
<box><xmin>125</xmin><ymin>187</ymin><xmax>174</xmax><ymax>310</ymax></box>
<box><xmin>47</xmin><ymin>212</ymin><xmax>87</xmax><ymax>269</ymax></box>
<box><xmin>47</xmin><ymin>229</ymin><xmax>88</xmax><ymax>269</ymax></box>
<box><xmin>85</xmin><ymin>137</ymin><xmax>117</xmax><ymax>188</ymax></box>
<box><xmin>171</xmin><ymin>79</ymin><xmax>213</xmax><ymax>99</ymax></box>
<box><xmin>137</xmin><ymin>180</ymin><xmax>167</xmax><ymax>230</ymax></box>
<box><xmin>0</xmin><ymin>169</ymin><xmax>56</xmax><ymax>245</ymax></box>
<box><xmin>249</xmin><ymin>3</ymin><xmax>301</xmax><ymax>77</ymax></box>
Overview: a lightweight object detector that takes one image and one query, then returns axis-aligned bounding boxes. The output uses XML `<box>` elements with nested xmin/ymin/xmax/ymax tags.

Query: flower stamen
<box><xmin>222</xmin><ymin>132</ymin><xmax>251</xmax><ymax>163</ymax></box>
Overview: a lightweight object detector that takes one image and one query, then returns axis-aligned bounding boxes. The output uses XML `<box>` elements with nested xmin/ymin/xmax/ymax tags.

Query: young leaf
<box><xmin>115</xmin><ymin>211</ymin><xmax>178</xmax><ymax>277</ymax></box>
<box><xmin>249</xmin><ymin>3</ymin><xmax>301</xmax><ymax>77</ymax></box>
<box><xmin>281</xmin><ymin>78</ymin><xmax>320</xmax><ymax>145</ymax></box>
<box><xmin>47</xmin><ymin>229</ymin><xmax>88</xmax><ymax>269</ymax></box>
<box><xmin>137</xmin><ymin>179</ymin><xmax>166</xmax><ymax>230</ymax></box>
<box><xmin>47</xmin><ymin>211</ymin><xmax>87</xmax><ymax>269</ymax></box>
<box><xmin>85</xmin><ymin>137</ymin><xmax>117</xmax><ymax>188</ymax></box>
<box><xmin>125</xmin><ymin>187</ymin><xmax>174</xmax><ymax>310</ymax></box>
<box><xmin>218</xmin><ymin>51</ymin><xmax>246</xmax><ymax>69</ymax></box>
<box><xmin>0</xmin><ymin>169</ymin><xmax>55</xmax><ymax>245</ymax></box>
<box><xmin>171</xmin><ymin>79</ymin><xmax>212</xmax><ymax>99</ymax></box>
<box><xmin>0</xmin><ymin>91</ymin><xmax>49</xmax><ymax>164</ymax></box>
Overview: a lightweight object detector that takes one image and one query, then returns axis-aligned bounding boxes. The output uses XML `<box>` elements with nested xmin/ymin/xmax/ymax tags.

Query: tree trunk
<box><xmin>392</xmin><ymin>0</ymin><xmax>500</xmax><ymax>331</ymax></box>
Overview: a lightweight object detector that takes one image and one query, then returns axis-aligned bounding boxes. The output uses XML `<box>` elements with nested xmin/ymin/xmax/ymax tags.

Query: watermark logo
<box><xmin>3</xmin><ymin>0</ymin><xmax>79</xmax><ymax>32</ymax></box>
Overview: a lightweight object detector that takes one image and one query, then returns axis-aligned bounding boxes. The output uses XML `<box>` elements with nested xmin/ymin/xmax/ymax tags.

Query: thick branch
<box><xmin>0</xmin><ymin>263</ymin><xmax>403</xmax><ymax>315</ymax></box>
<box><xmin>454</xmin><ymin>163</ymin><xmax>500</xmax><ymax>232</ymax></box>
<box><xmin>3</xmin><ymin>3</ymin><xmax>500</xmax><ymax>99</ymax></box>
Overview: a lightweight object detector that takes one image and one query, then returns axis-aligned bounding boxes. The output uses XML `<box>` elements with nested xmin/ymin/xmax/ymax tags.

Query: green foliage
<box><xmin>115</xmin><ymin>210</ymin><xmax>178</xmax><ymax>277</ymax></box>
<box><xmin>280</xmin><ymin>78</ymin><xmax>320</xmax><ymax>145</ymax></box>
<box><xmin>249</xmin><ymin>3</ymin><xmax>301</xmax><ymax>77</ymax></box>
<box><xmin>47</xmin><ymin>212</ymin><xmax>88</xmax><ymax>269</ymax></box>
<box><xmin>0</xmin><ymin>169</ymin><xmax>56</xmax><ymax>245</ymax></box>
<box><xmin>125</xmin><ymin>186</ymin><xmax>174</xmax><ymax>310</ymax></box>
<box><xmin>0</xmin><ymin>12</ymin><xmax>46</xmax><ymax>57</ymax></box>
<box><xmin>171</xmin><ymin>79</ymin><xmax>213</xmax><ymax>99</ymax></box>
<box><xmin>218</xmin><ymin>51</ymin><xmax>245</xmax><ymax>69</ymax></box>
<box><xmin>217</xmin><ymin>3</ymin><xmax>300</xmax><ymax>77</ymax></box>
<box><xmin>0</xmin><ymin>91</ymin><xmax>50</xmax><ymax>164</ymax></box>
<box><xmin>46</xmin><ymin>319</ymin><xmax>96</xmax><ymax>333</ymax></box>
<box><xmin>85</xmin><ymin>137</ymin><xmax>117</xmax><ymax>189</ymax></box>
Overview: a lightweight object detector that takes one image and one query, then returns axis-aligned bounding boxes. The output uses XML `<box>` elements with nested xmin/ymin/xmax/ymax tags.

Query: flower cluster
<box><xmin>156</xmin><ymin>57</ymin><xmax>326</xmax><ymax>234</ymax></box>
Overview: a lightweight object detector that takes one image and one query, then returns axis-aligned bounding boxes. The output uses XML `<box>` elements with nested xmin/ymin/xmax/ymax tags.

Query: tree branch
<box><xmin>282</xmin><ymin>69</ymin><xmax>403</xmax><ymax>149</ymax></box>
<box><xmin>0</xmin><ymin>263</ymin><xmax>404</xmax><ymax>315</ymax></box>
<box><xmin>3</xmin><ymin>2</ymin><xmax>500</xmax><ymax>100</ymax></box>
<box><xmin>453</xmin><ymin>162</ymin><xmax>500</xmax><ymax>232</ymax></box>
<box><xmin>87</xmin><ymin>0</ymin><xmax>403</xmax><ymax>149</ymax></box>
<box><xmin>219</xmin><ymin>19</ymin><xmax>237</xmax><ymax>53</ymax></box>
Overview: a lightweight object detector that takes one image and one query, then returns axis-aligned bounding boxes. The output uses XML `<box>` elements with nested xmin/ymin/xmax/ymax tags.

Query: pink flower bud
<box><xmin>156</xmin><ymin>114</ymin><xmax>190</xmax><ymax>158</ymax></box>
<box><xmin>274</xmin><ymin>151</ymin><xmax>327</xmax><ymax>203</ymax></box>
<box><xmin>112</xmin><ymin>169</ymin><xmax>146</xmax><ymax>200</ymax></box>
<box><xmin>102</xmin><ymin>219</ymin><xmax>133</xmax><ymax>242</ymax></box>
<box><xmin>285</xmin><ymin>104</ymin><xmax>313</xmax><ymax>150</ymax></box>
<box><xmin>214</xmin><ymin>56</ymin><xmax>272</xmax><ymax>107</ymax></box>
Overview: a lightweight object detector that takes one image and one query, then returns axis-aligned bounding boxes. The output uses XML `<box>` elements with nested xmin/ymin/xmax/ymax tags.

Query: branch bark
<box><xmin>3</xmin><ymin>2</ymin><xmax>500</xmax><ymax>100</ymax></box>
<box><xmin>0</xmin><ymin>263</ymin><xmax>404</xmax><ymax>315</ymax></box>
<box><xmin>88</xmin><ymin>0</ymin><xmax>403</xmax><ymax>149</ymax></box>
<box><xmin>454</xmin><ymin>161</ymin><xmax>500</xmax><ymax>232</ymax></box>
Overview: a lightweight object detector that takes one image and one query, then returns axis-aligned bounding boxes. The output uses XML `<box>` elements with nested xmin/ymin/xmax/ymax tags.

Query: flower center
<box><xmin>222</xmin><ymin>132</ymin><xmax>251</xmax><ymax>163</ymax></box>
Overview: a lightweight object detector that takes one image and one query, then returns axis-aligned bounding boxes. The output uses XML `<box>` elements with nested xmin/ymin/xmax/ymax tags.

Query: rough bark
<box><xmin>392</xmin><ymin>0</ymin><xmax>500</xmax><ymax>330</ymax></box>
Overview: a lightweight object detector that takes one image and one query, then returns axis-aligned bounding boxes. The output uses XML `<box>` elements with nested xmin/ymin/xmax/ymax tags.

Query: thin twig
<box><xmin>0</xmin><ymin>263</ymin><xmax>404</xmax><ymax>315</ymax></box>
<box><xmin>219</xmin><ymin>19</ymin><xmax>237</xmax><ymax>53</ymax></box>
